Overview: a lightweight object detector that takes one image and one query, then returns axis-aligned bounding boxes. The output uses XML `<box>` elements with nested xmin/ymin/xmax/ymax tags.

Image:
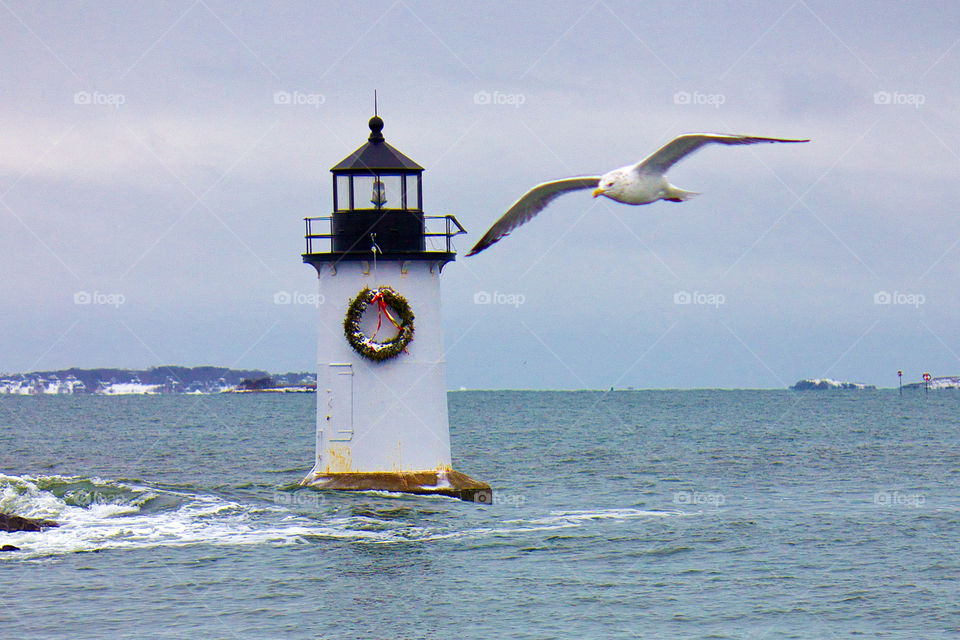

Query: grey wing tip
<box><xmin>714</xmin><ymin>134</ymin><xmax>810</xmax><ymax>143</ymax></box>
<box><xmin>760</xmin><ymin>136</ymin><xmax>810</xmax><ymax>143</ymax></box>
<box><xmin>468</xmin><ymin>227</ymin><xmax>510</xmax><ymax>256</ymax></box>
<box><xmin>466</xmin><ymin>240</ymin><xmax>490</xmax><ymax>257</ymax></box>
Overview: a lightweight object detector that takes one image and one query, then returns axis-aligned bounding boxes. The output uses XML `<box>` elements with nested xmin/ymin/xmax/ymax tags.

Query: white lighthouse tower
<box><xmin>300</xmin><ymin>114</ymin><xmax>491</xmax><ymax>503</ymax></box>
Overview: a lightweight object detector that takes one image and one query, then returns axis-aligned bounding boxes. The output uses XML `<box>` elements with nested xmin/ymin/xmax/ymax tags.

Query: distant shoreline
<box><xmin>3</xmin><ymin>367</ymin><xmax>956</xmax><ymax>395</ymax></box>
<box><xmin>0</xmin><ymin>366</ymin><xmax>316</xmax><ymax>396</ymax></box>
<box><xmin>2</xmin><ymin>387</ymin><xmax>953</xmax><ymax>395</ymax></box>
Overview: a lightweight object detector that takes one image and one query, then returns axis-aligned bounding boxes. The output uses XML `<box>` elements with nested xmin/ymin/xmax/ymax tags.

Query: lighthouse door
<box><xmin>326</xmin><ymin>363</ymin><xmax>354</xmax><ymax>442</ymax></box>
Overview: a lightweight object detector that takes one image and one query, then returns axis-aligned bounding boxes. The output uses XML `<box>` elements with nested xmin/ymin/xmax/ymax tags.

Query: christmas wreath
<box><xmin>343</xmin><ymin>286</ymin><xmax>415</xmax><ymax>361</ymax></box>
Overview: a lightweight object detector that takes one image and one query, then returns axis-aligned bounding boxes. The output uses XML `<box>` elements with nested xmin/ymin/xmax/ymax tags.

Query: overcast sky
<box><xmin>2</xmin><ymin>0</ymin><xmax>959</xmax><ymax>389</ymax></box>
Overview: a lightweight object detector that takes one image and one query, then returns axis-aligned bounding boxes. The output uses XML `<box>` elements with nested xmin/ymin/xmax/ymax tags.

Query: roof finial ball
<box><xmin>368</xmin><ymin>114</ymin><xmax>385</xmax><ymax>143</ymax></box>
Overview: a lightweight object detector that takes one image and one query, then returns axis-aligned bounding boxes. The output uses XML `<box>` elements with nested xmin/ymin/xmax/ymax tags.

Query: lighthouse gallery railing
<box><xmin>303</xmin><ymin>214</ymin><xmax>466</xmax><ymax>255</ymax></box>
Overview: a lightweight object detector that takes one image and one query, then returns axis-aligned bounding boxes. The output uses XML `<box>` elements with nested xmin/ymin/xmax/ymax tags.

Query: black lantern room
<box><xmin>303</xmin><ymin>115</ymin><xmax>464</xmax><ymax>265</ymax></box>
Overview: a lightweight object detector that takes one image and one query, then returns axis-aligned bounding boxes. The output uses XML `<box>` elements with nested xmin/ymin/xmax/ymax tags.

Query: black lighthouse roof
<box><xmin>302</xmin><ymin>113</ymin><xmax>465</xmax><ymax>267</ymax></box>
<box><xmin>330</xmin><ymin>116</ymin><xmax>423</xmax><ymax>173</ymax></box>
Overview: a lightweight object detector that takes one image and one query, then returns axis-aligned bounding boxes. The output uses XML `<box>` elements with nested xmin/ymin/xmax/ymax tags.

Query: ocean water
<box><xmin>1</xmin><ymin>390</ymin><xmax>958</xmax><ymax>639</ymax></box>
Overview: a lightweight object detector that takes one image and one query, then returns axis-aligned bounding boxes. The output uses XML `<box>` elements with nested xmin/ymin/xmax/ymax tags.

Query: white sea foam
<box><xmin>1</xmin><ymin>475</ymin><xmax>688</xmax><ymax>558</ymax></box>
<box><xmin>345</xmin><ymin>507</ymin><xmax>688</xmax><ymax>544</ymax></box>
<box><xmin>0</xmin><ymin>475</ymin><xmax>319</xmax><ymax>558</ymax></box>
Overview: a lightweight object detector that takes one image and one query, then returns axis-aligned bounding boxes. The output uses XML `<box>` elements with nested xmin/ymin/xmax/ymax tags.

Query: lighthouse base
<box><xmin>299</xmin><ymin>469</ymin><xmax>492</xmax><ymax>504</ymax></box>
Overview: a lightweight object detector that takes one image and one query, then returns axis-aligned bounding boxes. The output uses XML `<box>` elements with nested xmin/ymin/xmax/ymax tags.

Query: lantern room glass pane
<box><xmin>380</xmin><ymin>175</ymin><xmax>403</xmax><ymax>209</ymax></box>
<box><xmin>351</xmin><ymin>174</ymin><xmax>404</xmax><ymax>210</ymax></box>
<box><xmin>351</xmin><ymin>176</ymin><xmax>375</xmax><ymax>209</ymax></box>
<box><xmin>335</xmin><ymin>175</ymin><xmax>351</xmax><ymax>211</ymax></box>
<box><xmin>405</xmin><ymin>174</ymin><xmax>420</xmax><ymax>210</ymax></box>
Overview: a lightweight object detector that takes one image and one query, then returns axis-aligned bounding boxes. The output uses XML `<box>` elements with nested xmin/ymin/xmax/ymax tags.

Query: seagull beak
<box><xmin>592</xmin><ymin>187</ymin><xmax>604</xmax><ymax>198</ymax></box>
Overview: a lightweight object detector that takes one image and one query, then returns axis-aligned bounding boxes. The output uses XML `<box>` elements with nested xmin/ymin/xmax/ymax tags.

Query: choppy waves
<box><xmin>0</xmin><ymin>474</ymin><xmax>685</xmax><ymax>558</ymax></box>
<box><xmin>0</xmin><ymin>474</ymin><xmax>305</xmax><ymax>557</ymax></box>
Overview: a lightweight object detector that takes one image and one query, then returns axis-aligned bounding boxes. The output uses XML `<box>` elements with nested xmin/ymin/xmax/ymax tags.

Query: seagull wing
<box><xmin>467</xmin><ymin>176</ymin><xmax>600</xmax><ymax>256</ymax></box>
<box><xmin>633</xmin><ymin>133</ymin><xmax>809</xmax><ymax>176</ymax></box>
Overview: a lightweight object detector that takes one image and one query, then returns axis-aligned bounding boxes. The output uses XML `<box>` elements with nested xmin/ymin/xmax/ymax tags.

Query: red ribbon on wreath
<box><xmin>370</xmin><ymin>290</ymin><xmax>404</xmax><ymax>340</ymax></box>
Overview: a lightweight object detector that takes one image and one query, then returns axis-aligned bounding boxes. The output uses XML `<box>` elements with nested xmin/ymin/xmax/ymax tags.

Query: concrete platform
<box><xmin>300</xmin><ymin>469</ymin><xmax>492</xmax><ymax>504</ymax></box>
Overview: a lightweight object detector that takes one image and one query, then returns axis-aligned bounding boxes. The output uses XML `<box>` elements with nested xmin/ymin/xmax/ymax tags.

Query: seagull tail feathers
<box><xmin>663</xmin><ymin>185</ymin><xmax>700</xmax><ymax>203</ymax></box>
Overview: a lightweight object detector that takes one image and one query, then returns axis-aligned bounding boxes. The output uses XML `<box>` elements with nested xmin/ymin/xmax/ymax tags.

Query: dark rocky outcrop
<box><xmin>1</xmin><ymin>544</ymin><xmax>20</xmax><ymax>552</ymax></box>
<box><xmin>237</xmin><ymin>376</ymin><xmax>275</xmax><ymax>391</ymax></box>
<box><xmin>0</xmin><ymin>512</ymin><xmax>59</xmax><ymax>532</ymax></box>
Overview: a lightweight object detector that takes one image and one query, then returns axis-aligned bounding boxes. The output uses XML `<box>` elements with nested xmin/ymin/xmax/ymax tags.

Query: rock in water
<box><xmin>0</xmin><ymin>512</ymin><xmax>59</xmax><ymax>532</ymax></box>
<box><xmin>1</xmin><ymin>544</ymin><xmax>20</xmax><ymax>552</ymax></box>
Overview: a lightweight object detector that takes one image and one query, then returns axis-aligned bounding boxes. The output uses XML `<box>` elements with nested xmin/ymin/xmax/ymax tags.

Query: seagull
<box><xmin>466</xmin><ymin>133</ymin><xmax>809</xmax><ymax>256</ymax></box>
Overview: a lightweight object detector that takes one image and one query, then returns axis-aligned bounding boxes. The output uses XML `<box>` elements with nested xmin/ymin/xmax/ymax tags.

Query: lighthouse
<box><xmin>300</xmin><ymin>113</ymin><xmax>492</xmax><ymax>503</ymax></box>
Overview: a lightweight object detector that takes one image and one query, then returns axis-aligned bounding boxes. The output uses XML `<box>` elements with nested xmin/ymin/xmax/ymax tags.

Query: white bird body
<box><xmin>598</xmin><ymin>169</ymin><xmax>680</xmax><ymax>205</ymax></box>
<box><xmin>467</xmin><ymin>133</ymin><xmax>808</xmax><ymax>256</ymax></box>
